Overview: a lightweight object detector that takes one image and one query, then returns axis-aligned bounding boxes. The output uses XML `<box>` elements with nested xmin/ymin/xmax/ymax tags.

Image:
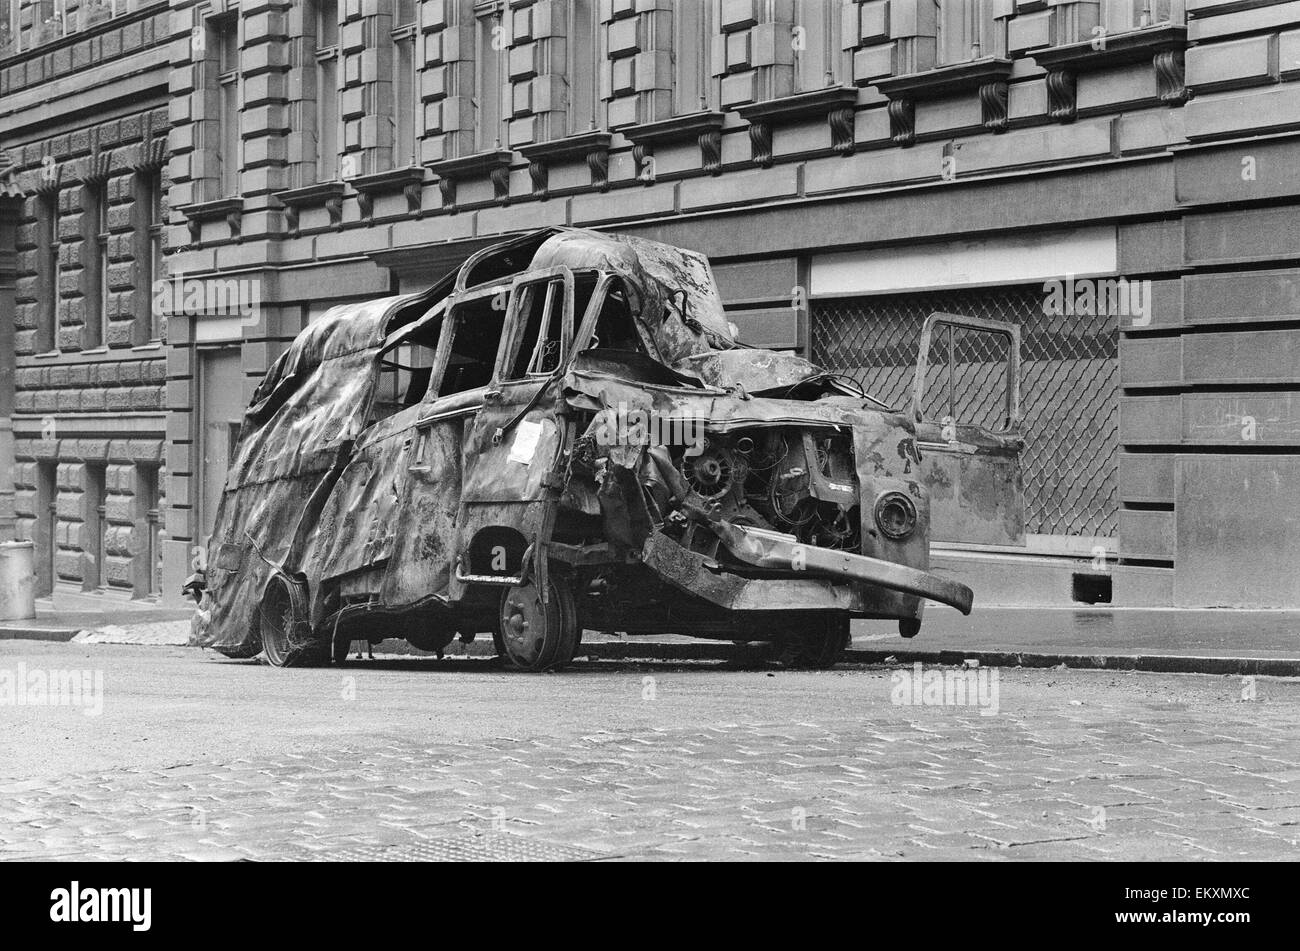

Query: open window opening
<box><xmin>507</xmin><ymin>278</ymin><xmax>566</xmax><ymax>380</ymax></box>
<box><xmin>590</xmin><ymin>278</ymin><xmax>643</xmax><ymax>354</ymax></box>
<box><xmin>371</xmin><ymin>313</ymin><xmax>443</xmax><ymax>422</ymax></box>
<box><xmin>438</xmin><ymin>294</ymin><xmax>509</xmax><ymax>397</ymax></box>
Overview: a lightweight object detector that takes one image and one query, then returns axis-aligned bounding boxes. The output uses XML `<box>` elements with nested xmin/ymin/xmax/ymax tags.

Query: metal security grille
<box><xmin>811</xmin><ymin>286</ymin><xmax>1118</xmax><ymax>540</ymax></box>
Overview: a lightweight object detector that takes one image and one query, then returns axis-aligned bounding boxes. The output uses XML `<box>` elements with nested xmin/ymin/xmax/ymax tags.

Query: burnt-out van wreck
<box><xmin>187</xmin><ymin>228</ymin><xmax>1024</xmax><ymax>671</ymax></box>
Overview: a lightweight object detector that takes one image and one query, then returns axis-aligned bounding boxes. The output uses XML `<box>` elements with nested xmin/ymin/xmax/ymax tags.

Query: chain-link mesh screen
<box><xmin>918</xmin><ymin>320</ymin><xmax>1016</xmax><ymax>434</ymax></box>
<box><xmin>811</xmin><ymin>287</ymin><xmax>1117</xmax><ymax>539</ymax></box>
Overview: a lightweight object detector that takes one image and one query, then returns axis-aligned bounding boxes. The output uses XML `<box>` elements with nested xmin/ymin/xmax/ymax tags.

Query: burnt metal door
<box><xmin>911</xmin><ymin>312</ymin><xmax>1026</xmax><ymax>547</ymax></box>
<box><xmin>451</xmin><ymin>267</ymin><xmax>575</xmax><ymax>595</ymax></box>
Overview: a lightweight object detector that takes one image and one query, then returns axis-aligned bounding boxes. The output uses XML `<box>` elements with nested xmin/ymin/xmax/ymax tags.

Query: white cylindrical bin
<box><xmin>0</xmin><ymin>540</ymin><xmax>37</xmax><ymax>622</ymax></box>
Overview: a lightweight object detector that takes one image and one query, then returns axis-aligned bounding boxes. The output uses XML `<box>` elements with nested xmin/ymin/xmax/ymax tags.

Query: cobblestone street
<box><xmin>2</xmin><ymin>642</ymin><xmax>1299</xmax><ymax>861</ymax></box>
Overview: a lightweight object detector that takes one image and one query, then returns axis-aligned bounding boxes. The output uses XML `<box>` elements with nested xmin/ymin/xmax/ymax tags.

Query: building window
<box><xmin>1102</xmin><ymin>0</ymin><xmax>1176</xmax><ymax>31</ymax></box>
<box><xmin>391</xmin><ymin>0</ymin><xmax>419</xmax><ymax>167</ymax></box>
<box><xmin>315</xmin><ymin>0</ymin><xmax>340</xmax><ymax>180</ymax></box>
<box><xmin>935</xmin><ymin>0</ymin><xmax>999</xmax><ymax>67</ymax></box>
<box><xmin>674</xmin><ymin>1</ymin><xmax>713</xmax><ymax>113</ymax></box>
<box><xmin>82</xmin><ymin>181</ymin><xmax>109</xmax><ymax>350</ymax></box>
<box><xmin>133</xmin><ymin>168</ymin><xmax>164</xmax><ymax>344</ymax></box>
<box><xmin>213</xmin><ymin>15</ymin><xmax>241</xmax><ymax>196</ymax></box>
<box><xmin>35</xmin><ymin>192</ymin><xmax>59</xmax><ymax>353</ymax></box>
<box><xmin>474</xmin><ymin>5</ymin><xmax>506</xmax><ymax>151</ymax></box>
<box><xmin>794</xmin><ymin>0</ymin><xmax>843</xmax><ymax>90</ymax></box>
<box><xmin>567</xmin><ymin>0</ymin><xmax>599</xmax><ymax>133</ymax></box>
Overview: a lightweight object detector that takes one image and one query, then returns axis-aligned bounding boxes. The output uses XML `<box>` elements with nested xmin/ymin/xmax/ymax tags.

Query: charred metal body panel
<box><xmin>187</xmin><ymin>228</ymin><xmax>1023</xmax><ymax>668</ymax></box>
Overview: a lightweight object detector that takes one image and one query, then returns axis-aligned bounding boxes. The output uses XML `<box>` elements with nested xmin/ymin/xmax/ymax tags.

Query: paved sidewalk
<box><xmin>0</xmin><ymin>588</ymin><xmax>192</xmax><ymax>642</ymax></box>
<box><xmin>848</xmin><ymin>608</ymin><xmax>1300</xmax><ymax>676</ymax></box>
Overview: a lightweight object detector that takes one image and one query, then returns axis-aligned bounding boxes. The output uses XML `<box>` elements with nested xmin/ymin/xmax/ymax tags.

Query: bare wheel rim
<box><xmin>497</xmin><ymin>579</ymin><xmax>574</xmax><ymax>671</ymax></box>
<box><xmin>259</xmin><ymin>574</ymin><xmax>311</xmax><ymax>666</ymax></box>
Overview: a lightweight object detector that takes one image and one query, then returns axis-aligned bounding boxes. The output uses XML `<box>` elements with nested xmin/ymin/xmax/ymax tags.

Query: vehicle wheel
<box><xmin>497</xmin><ymin>577</ymin><xmax>577</xmax><ymax>672</ymax></box>
<box><xmin>899</xmin><ymin>617</ymin><xmax>922</xmax><ymax>639</ymax></box>
<box><xmin>260</xmin><ymin>574</ymin><xmax>327</xmax><ymax>668</ymax></box>
<box><xmin>778</xmin><ymin>615</ymin><xmax>850</xmax><ymax>669</ymax></box>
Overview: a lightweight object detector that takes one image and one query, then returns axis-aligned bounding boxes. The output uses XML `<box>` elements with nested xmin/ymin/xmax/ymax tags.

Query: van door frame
<box><xmin>911</xmin><ymin>312</ymin><xmax>1027</xmax><ymax>547</ymax></box>
<box><xmin>448</xmin><ymin>266</ymin><xmax>577</xmax><ymax>599</ymax></box>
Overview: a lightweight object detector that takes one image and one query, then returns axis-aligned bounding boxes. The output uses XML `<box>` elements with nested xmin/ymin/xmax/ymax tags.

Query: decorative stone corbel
<box><xmin>622</xmin><ymin>111</ymin><xmax>727</xmax><ymax>181</ymax></box>
<box><xmin>273</xmin><ymin>181</ymin><xmax>346</xmax><ymax>235</ymax></box>
<box><xmin>979</xmin><ymin>81</ymin><xmax>1009</xmax><ymax>133</ymax></box>
<box><xmin>1032</xmin><ymin>24</ymin><xmax>1189</xmax><ymax>122</ymax></box>
<box><xmin>1154</xmin><ymin>49</ymin><xmax>1188</xmax><ymax>105</ymax></box>
<box><xmin>517</xmin><ymin>132</ymin><xmax>612</xmax><ymax>201</ymax></box>
<box><xmin>875</xmin><ymin>58</ymin><xmax>1014</xmax><ymax>147</ymax></box>
<box><xmin>426</xmin><ymin>149</ymin><xmax>515</xmax><ymax>212</ymax></box>
<box><xmin>177</xmin><ymin>197</ymin><xmax>243</xmax><ymax>245</ymax></box>
<box><xmin>350</xmin><ymin>166</ymin><xmax>426</xmax><ymax>220</ymax></box>
<box><xmin>735</xmin><ymin>87</ymin><xmax>860</xmax><ymax>166</ymax></box>
<box><xmin>887</xmin><ymin>99</ymin><xmax>915</xmax><ymax>147</ymax></box>
<box><xmin>81</xmin><ymin>148</ymin><xmax>113</xmax><ymax>186</ymax></box>
<box><xmin>1046</xmin><ymin>70</ymin><xmax>1077</xmax><ymax>122</ymax></box>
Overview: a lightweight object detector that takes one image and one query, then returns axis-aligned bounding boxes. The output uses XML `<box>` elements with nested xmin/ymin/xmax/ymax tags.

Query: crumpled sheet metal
<box><xmin>529</xmin><ymin>230</ymin><xmax>735</xmax><ymax>365</ymax></box>
<box><xmin>190</xmin><ymin>295</ymin><xmax>407</xmax><ymax>651</ymax></box>
<box><xmin>564</xmin><ymin>364</ymin><xmax>912</xmax><ymax>434</ymax></box>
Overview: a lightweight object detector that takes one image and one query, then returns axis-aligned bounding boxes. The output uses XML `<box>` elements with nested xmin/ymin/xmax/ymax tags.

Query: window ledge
<box><xmin>621</xmin><ymin>111</ymin><xmax>728</xmax><ymax>177</ymax></box>
<box><xmin>734</xmin><ymin>86</ymin><xmax>859</xmax><ymax>124</ymax></box>
<box><xmin>177</xmin><ymin>197</ymin><xmax>244</xmax><ymax>244</ymax></box>
<box><xmin>874</xmin><ymin>57</ymin><xmax>1014</xmax><ymax>101</ymax></box>
<box><xmin>1031</xmin><ymin>23</ymin><xmax>1187</xmax><ymax>72</ymax></box>
<box><xmin>622</xmin><ymin>111</ymin><xmax>727</xmax><ymax>146</ymax></box>
<box><xmin>274</xmin><ymin>181</ymin><xmax>346</xmax><ymax>232</ymax></box>
<box><xmin>1031</xmin><ymin>24</ymin><xmax>1189</xmax><ymax>121</ymax></box>
<box><xmin>425</xmin><ymin>149</ymin><xmax>514</xmax><ymax>209</ymax></box>
<box><xmin>734</xmin><ymin>87</ymin><xmax>860</xmax><ymax>165</ymax></box>
<box><xmin>350</xmin><ymin>166</ymin><xmax>426</xmax><ymax>218</ymax></box>
<box><xmin>873</xmin><ymin>58</ymin><xmax>1014</xmax><ymax>146</ymax></box>
<box><xmin>517</xmin><ymin>132</ymin><xmax>613</xmax><ymax>198</ymax></box>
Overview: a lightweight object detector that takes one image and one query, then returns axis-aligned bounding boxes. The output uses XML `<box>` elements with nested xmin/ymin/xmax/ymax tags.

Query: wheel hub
<box><xmin>500</xmin><ymin>590</ymin><xmax>546</xmax><ymax>664</ymax></box>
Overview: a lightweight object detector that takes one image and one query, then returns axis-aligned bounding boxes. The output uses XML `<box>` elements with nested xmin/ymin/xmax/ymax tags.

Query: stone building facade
<box><xmin>3</xmin><ymin>0</ymin><xmax>1300</xmax><ymax>611</ymax></box>
<box><xmin>0</xmin><ymin>0</ymin><xmax>171</xmax><ymax>602</ymax></box>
